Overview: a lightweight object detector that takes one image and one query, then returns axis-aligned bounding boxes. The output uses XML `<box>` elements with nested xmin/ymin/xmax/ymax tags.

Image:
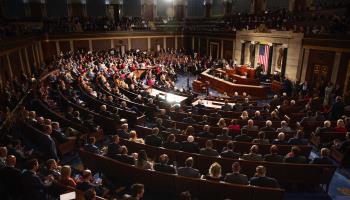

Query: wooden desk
<box><xmin>200</xmin><ymin>69</ymin><xmax>267</xmax><ymax>98</ymax></box>
<box><xmin>215</xmin><ymin>68</ymin><xmax>260</xmax><ymax>86</ymax></box>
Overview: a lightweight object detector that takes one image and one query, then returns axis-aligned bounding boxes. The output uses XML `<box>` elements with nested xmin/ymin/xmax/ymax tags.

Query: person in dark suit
<box><xmin>197</xmin><ymin>115</ymin><xmax>209</xmax><ymax>125</ymax></box>
<box><xmin>117</xmin><ymin>123</ymin><xmax>130</xmax><ymax>139</ymax></box>
<box><xmin>83</xmin><ymin>114</ymin><xmax>99</xmax><ymax>132</ymax></box>
<box><xmin>260</xmin><ymin>120</ymin><xmax>275</xmax><ymax>132</ymax></box>
<box><xmin>272</xmin><ymin>132</ymin><xmax>288</xmax><ymax>145</ymax></box>
<box><xmin>154</xmin><ymin>154</ymin><xmax>176</xmax><ymax>174</ymax></box>
<box><xmin>163</xmin><ymin>134</ymin><xmax>182</xmax><ymax>150</ymax></box>
<box><xmin>310</xmin><ymin>148</ymin><xmax>333</xmax><ymax>165</ymax></box>
<box><xmin>224</xmin><ymin>162</ymin><xmax>248</xmax><ymax>185</ymax></box>
<box><xmin>252</xmin><ymin>111</ymin><xmax>264</xmax><ymax>121</ymax></box>
<box><xmin>241</xmin><ymin>145</ymin><xmax>263</xmax><ymax>161</ymax></box>
<box><xmin>115</xmin><ymin>146</ymin><xmax>135</xmax><ymax>165</ymax></box>
<box><xmin>220</xmin><ymin>141</ymin><xmax>240</xmax><ymax>159</ymax></box>
<box><xmin>330</xmin><ymin>96</ymin><xmax>345</xmax><ymax>120</ymax></box>
<box><xmin>284</xmin><ymin>146</ymin><xmax>308</xmax><ymax>164</ymax></box>
<box><xmin>145</xmin><ymin>127</ymin><xmax>163</xmax><ymax>147</ymax></box>
<box><xmin>250</xmin><ymin>165</ymin><xmax>279</xmax><ymax>188</ymax></box>
<box><xmin>72</xmin><ymin>111</ymin><xmax>83</xmax><ymax>124</ymax></box>
<box><xmin>122</xmin><ymin>183</ymin><xmax>144</xmax><ymax>200</ymax></box>
<box><xmin>182</xmin><ymin>112</ymin><xmax>196</xmax><ymax>124</ymax></box>
<box><xmin>221</xmin><ymin>100</ymin><xmax>232</xmax><ymax>111</ymax></box>
<box><xmin>84</xmin><ymin>137</ymin><xmax>100</xmax><ymax>154</ymax></box>
<box><xmin>65</xmin><ymin>107</ymin><xmax>74</xmax><ymax>121</ymax></box>
<box><xmin>199</xmin><ymin>140</ymin><xmax>219</xmax><ymax>157</ymax></box>
<box><xmin>106</xmin><ymin>135</ymin><xmax>121</xmax><ymax>158</ymax></box>
<box><xmin>154</xmin><ymin>118</ymin><xmax>167</xmax><ymax>132</ymax></box>
<box><xmin>315</xmin><ymin>120</ymin><xmax>333</xmax><ymax>135</ymax></box>
<box><xmin>263</xmin><ymin>145</ymin><xmax>284</xmax><ymax>163</ymax></box>
<box><xmin>338</xmin><ymin>132</ymin><xmax>350</xmax><ymax>153</ymax></box>
<box><xmin>234</xmin><ymin>129</ymin><xmax>253</xmax><ymax>142</ymax></box>
<box><xmin>181</xmin><ymin>136</ymin><xmax>200</xmax><ymax>153</ymax></box>
<box><xmin>166</xmin><ymin>121</ymin><xmax>181</xmax><ymax>135</ymax></box>
<box><xmin>216</xmin><ymin>127</ymin><xmax>232</xmax><ymax>140</ymax></box>
<box><xmin>0</xmin><ymin>155</ymin><xmax>21</xmax><ymax>200</ymax></box>
<box><xmin>21</xmin><ymin>159</ymin><xmax>53</xmax><ymax>200</ymax></box>
<box><xmin>76</xmin><ymin>169</ymin><xmax>103</xmax><ymax>196</ymax></box>
<box><xmin>177</xmin><ymin>157</ymin><xmax>200</xmax><ymax>178</ymax></box>
<box><xmin>287</xmin><ymin>130</ymin><xmax>307</xmax><ymax>145</ymax></box>
<box><xmin>197</xmin><ymin>125</ymin><xmax>215</xmax><ymax>138</ymax></box>
<box><xmin>39</xmin><ymin>125</ymin><xmax>59</xmax><ymax>161</ymax></box>
<box><xmin>51</xmin><ymin>122</ymin><xmax>68</xmax><ymax>143</ymax></box>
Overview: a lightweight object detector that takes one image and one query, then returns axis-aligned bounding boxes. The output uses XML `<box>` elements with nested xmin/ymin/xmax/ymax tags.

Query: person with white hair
<box><xmin>276</xmin><ymin>120</ymin><xmax>292</xmax><ymax>132</ymax></box>
<box><xmin>181</xmin><ymin>135</ymin><xmax>199</xmax><ymax>153</ymax></box>
<box><xmin>260</xmin><ymin>120</ymin><xmax>275</xmax><ymax>132</ymax></box>
<box><xmin>315</xmin><ymin>120</ymin><xmax>333</xmax><ymax>135</ymax></box>
<box><xmin>272</xmin><ymin>132</ymin><xmax>287</xmax><ymax>145</ymax></box>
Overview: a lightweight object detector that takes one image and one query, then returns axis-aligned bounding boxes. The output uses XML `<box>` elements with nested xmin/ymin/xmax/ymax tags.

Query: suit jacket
<box><xmin>224</xmin><ymin>173</ymin><xmax>249</xmax><ymax>185</ymax></box>
<box><xmin>107</xmin><ymin>142</ymin><xmax>121</xmax><ymax>158</ymax></box>
<box><xmin>241</xmin><ymin>153</ymin><xmax>263</xmax><ymax>161</ymax></box>
<box><xmin>250</xmin><ymin>176</ymin><xmax>279</xmax><ymax>188</ymax></box>
<box><xmin>199</xmin><ymin>148</ymin><xmax>219</xmax><ymax>157</ymax></box>
<box><xmin>181</xmin><ymin>141</ymin><xmax>199</xmax><ymax>153</ymax></box>
<box><xmin>287</xmin><ymin>137</ymin><xmax>307</xmax><ymax>145</ymax></box>
<box><xmin>264</xmin><ymin>153</ymin><xmax>284</xmax><ymax>163</ymax></box>
<box><xmin>177</xmin><ymin>167</ymin><xmax>200</xmax><ymax>178</ymax></box>
<box><xmin>220</xmin><ymin>150</ymin><xmax>240</xmax><ymax>159</ymax></box>
<box><xmin>182</xmin><ymin>117</ymin><xmax>196</xmax><ymax>124</ymax></box>
<box><xmin>216</xmin><ymin>134</ymin><xmax>232</xmax><ymax>140</ymax></box>
<box><xmin>52</xmin><ymin>129</ymin><xmax>68</xmax><ymax>144</ymax></box>
<box><xmin>117</xmin><ymin>129</ymin><xmax>130</xmax><ymax>139</ymax></box>
<box><xmin>316</xmin><ymin>127</ymin><xmax>333</xmax><ymax>135</ymax></box>
<box><xmin>272</xmin><ymin>139</ymin><xmax>288</xmax><ymax>145</ymax></box>
<box><xmin>163</xmin><ymin>141</ymin><xmax>182</xmax><ymax>151</ymax></box>
<box><xmin>39</xmin><ymin>135</ymin><xmax>58</xmax><ymax>161</ymax></box>
<box><xmin>234</xmin><ymin>134</ymin><xmax>252</xmax><ymax>142</ymax></box>
<box><xmin>284</xmin><ymin>155</ymin><xmax>308</xmax><ymax>164</ymax></box>
<box><xmin>197</xmin><ymin>131</ymin><xmax>215</xmax><ymax>138</ymax></box>
<box><xmin>166</xmin><ymin>127</ymin><xmax>182</xmax><ymax>135</ymax></box>
<box><xmin>242</xmin><ymin>126</ymin><xmax>259</xmax><ymax>132</ymax></box>
<box><xmin>115</xmin><ymin>154</ymin><xmax>135</xmax><ymax>165</ymax></box>
<box><xmin>260</xmin><ymin>126</ymin><xmax>275</xmax><ymax>132</ymax></box>
<box><xmin>0</xmin><ymin>166</ymin><xmax>21</xmax><ymax>199</ymax></box>
<box><xmin>21</xmin><ymin>170</ymin><xmax>47</xmax><ymax>200</ymax></box>
<box><xmin>154</xmin><ymin>163</ymin><xmax>176</xmax><ymax>174</ymax></box>
<box><xmin>145</xmin><ymin>134</ymin><xmax>163</xmax><ymax>147</ymax></box>
<box><xmin>84</xmin><ymin>144</ymin><xmax>100</xmax><ymax>154</ymax></box>
<box><xmin>310</xmin><ymin>157</ymin><xmax>333</xmax><ymax>165</ymax></box>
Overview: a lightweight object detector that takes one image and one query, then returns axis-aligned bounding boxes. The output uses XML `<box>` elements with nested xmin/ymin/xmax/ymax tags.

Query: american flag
<box><xmin>258</xmin><ymin>44</ymin><xmax>270</xmax><ymax>72</ymax></box>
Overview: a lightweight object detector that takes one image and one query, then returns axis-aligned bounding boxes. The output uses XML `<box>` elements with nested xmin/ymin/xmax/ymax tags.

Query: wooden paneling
<box><xmin>306</xmin><ymin>49</ymin><xmax>335</xmax><ymax>83</ymax></box>
<box><xmin>42</xmin><ymin>41</ymin><xmax>57</xmax><ymax>61</ymax></box>
<box><xmin>223</xmin><ymin>40</ymin><xmax>233</xmax><ymax>60</ymax></box>
<box><xmin>73</xmin><ymin>40</ymin><xmax>89</xmax><ymax>51</ymax></box>
<box><xmin>337</xmin><ymin>53</ymin><xmax>350</xmax><ymax>87</ymax></box>
<box><xmin>131</xmin><ymin>38</ymin><xmax>148</xmax><ymax>50</ymax></box>
<box><xmin>180</xmin><ymin>37</ymin><xmax>188</xmax><ymax>49</ymax></box>
<box><xmin>0</xmin><ymin>56</ymin><xmax>11</xmax><ymax>84</ymax></box>
<box><xmin>9</xmin><ymin>51</ymin><xmax>22</xmax><ymax>76</ymax></box>
<box><xmin>150</xmin><ymin>37</ymin><xmax>163</xmax><ymax>51</ymax></box>
<box><xmin>166</xmin><ymin>37</ymin><xmax>175</xmax><ymax>49</ymax></box>
<box><xmin>59</xmin><ymin>41</ymin><xmax>70</xmax><ymax>53</ymax></box>
<box><xmin>200</xmin><ymin>38</ymin><xmax>207</xmax><ymax>55</ymax></box>
<box><xmin>92</xmin><ymin>39</ymin><xmax>110</xmax><ymax>51</ymax></box>
<box><xmin>113</xmin><ymin>39</ymin><xmax>128</xmax><ymax>49</ymax></box>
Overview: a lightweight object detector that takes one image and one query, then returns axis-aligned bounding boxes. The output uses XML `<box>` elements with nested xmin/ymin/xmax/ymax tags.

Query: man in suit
<box><xmin>181</xmin><ymin>136</ymin><xmax>200</xmax><ymax>153</ymax></box>
<box><xmin>163</xmin><ymin>134</ymin><xmax>182</xmax><ymax>150</ymax></box>
<box><xmin>84</xmin><ymin>137</ymin><xmax>100</xmax><ymax>154</ymax></box>
<box><xmin>216</xmin><ymin>127</ymin><xmax>232</xmax><ymax>140</ymax></box>
<box><xmin>122</xmin><ymin>183</ymin><xmax>144</xmax><ymax>200</ymax></box>
<box><xmin>241</xmin><ymin>145</ymin><xmax>263</xmax><ymax>161</ymax></box>
<box><xmin>21</xmin><ymin>159</ymin><xmax>53</xmax><ymax>200</ymax></box>
<box><xmin>166</xmin><ymin>121</ymin><xmax>181</xmax><ymax>135</ymax></box>
<box><xmin>51</xmin><ymin>122</ymin><xmax>68</xmax><ymax>143</ymax></box>
<box><xmin>117</xmin><ymin>123</ymin><xmax>130</xmax><ymax>139</ymax></box>
<box><xmin>145</xmin><ymin>127</ymin><xmax>163</xmax><ymax>147</ymax></box>
<box><xmin>154</xmin><ymin>154</ymin><xmax>176</xmax><ymax>174</ymax></box>
<box><xmin>250</xmin><ymin>165</ymin><xmax>279</xmax><ymax>188</ymax></box>
<box><xmin>315</xmin><ymin>120</ymin><xmax>333</xmax><ymax>135</ymax></box>
<box><xmin>234</xmin><ymin>129</ymin><xmax>253</xmax><ymax>142</ymax></box>
<box><xmin>330</xmin><ymin>96</ymin><xmax>345</xmax><ymax>120</ymax></box>
<box><xmin>197</xmin><ymin>125</ymin><xmax>215</xmax><ymax>138</ymax></box>
<box><xmin>310</xmin><ymin>148</ymin><xmax>333</xmax><ymax>165</ymax></box>
<box><xmin>0</xmin><ymin>146</ymin><xmax>7</xmax><ymax>169</ymax></box>
<box><xmin>182</xmin><ymin>112</ymin><xmax>196</xmax><ymax>124</ymax></box>
<box><xmin>224</xmin><ymin>162</ymin><xmax>249</xmax><ymax>185</ymax></box>
<box><xmin>276</xmin><ymin>120</ymin><xmax>293</xmax><ymax>133</ymax></box>
<box><xmin>264</xmin><ymin>145</ymin><xmax>284</xmax><ymax>163</ymax></box>
<box><xmin>220</xmin><ymin>141</ymin><xmax>240</xmax><ymax>159</ymax></box>
<box><xmin>177</xmin><ymin>157</ymin><xmax>200</xmax><ymax>178</ymax></box>
<box><xmin>0</xmin><ymin>155</ymin><xmax>21</xmax><ymax>200</ymax></box>
<box><xmin>272</xmin><ymin>132</ymin><xmax>288</xmax><ymax>145</ymax></box>
<box><xmin>39</xmin><ymin>125</ymin><xmax>59</xmax><ymax>161</ymax></box>
<box><xmin>115</xmin><ymin>146</ymin><xmax>135</xmax><ymax>165</ymax></box>
<box><xmin>242</xmin><ymin>119</ymin><xmax>259</xmax><ymax>132</ymax></box>
<box><xmin>197</xmin><ymin>115</ymin><xmax>209</xmax><ymax>125</ymax></box>
<box><xmin>284</xmin><ymin>146</ymin><xmax>308</xmax><ymax>164</ymax></box>
<box><xmin>221</xmin><ymin>100</ymin><xmax>232</xmax><ymax>111</ymax></box>
<box><xmin>107</xmin><ymin>135</ymin><xmax>121</xmax><ymax>158</ymax></box>
<box><xmin>288</xmin><ymin>130</ymin><xmax>307</xmax><ymax>145</ymax></box>
<box><xmin>199</xmin><ymin>140</ymin><xmax>219</xmax><ymax>157</ymax></box>
<box><xmin>260</xmin><ymin>120</ymin><xmax>275</xmax><ymax>132</ymax></box>
<box><xmin>252</xmin><ymin>111</ymin><xmax>264</xmax><ymax>121</ymax></box>
<box><xmin>76</xmin><ymin>169</ymin><xmax>103</xmax><ymax>196</ymax></box>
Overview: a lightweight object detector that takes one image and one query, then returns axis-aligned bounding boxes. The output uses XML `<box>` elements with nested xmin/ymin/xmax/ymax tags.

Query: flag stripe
<box><xmin>258</xmin><ymin>44</ymin><xmax>270</xmax><ymax>72</ymax></box>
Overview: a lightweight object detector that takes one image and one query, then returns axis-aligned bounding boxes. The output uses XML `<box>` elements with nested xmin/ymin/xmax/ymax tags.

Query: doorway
<box><xmin>210</xmin><ymin>42</ymin><xmax>219</xmax><ymax>59</ymax></box>
<box><xmin>311</xmin><ymin>64</ymin><xmax>329</xmax><ymax>91</ymax></box>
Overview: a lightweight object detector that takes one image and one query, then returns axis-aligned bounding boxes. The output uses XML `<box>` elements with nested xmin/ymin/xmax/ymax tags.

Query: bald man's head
<box><xmin>6</xmin><ymin>155</ymin><xmax>16</xmax><ymax>167</ymax></box>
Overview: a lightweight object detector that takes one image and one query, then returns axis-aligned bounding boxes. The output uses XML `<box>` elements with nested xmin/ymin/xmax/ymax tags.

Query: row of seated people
<box><xmin>0</xmin><ymin>144</ymin><xmax>145</xmax><ymax>200</ymax></box>
<box><xmin>83</xmin><ymin>135</ymin><xmax>280</xmax><ymax>188</ymax></box>
<box><xmin>101</xmin><ymin>127</ymin><xmax>328</xmax><ymax>164</ymax></box>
